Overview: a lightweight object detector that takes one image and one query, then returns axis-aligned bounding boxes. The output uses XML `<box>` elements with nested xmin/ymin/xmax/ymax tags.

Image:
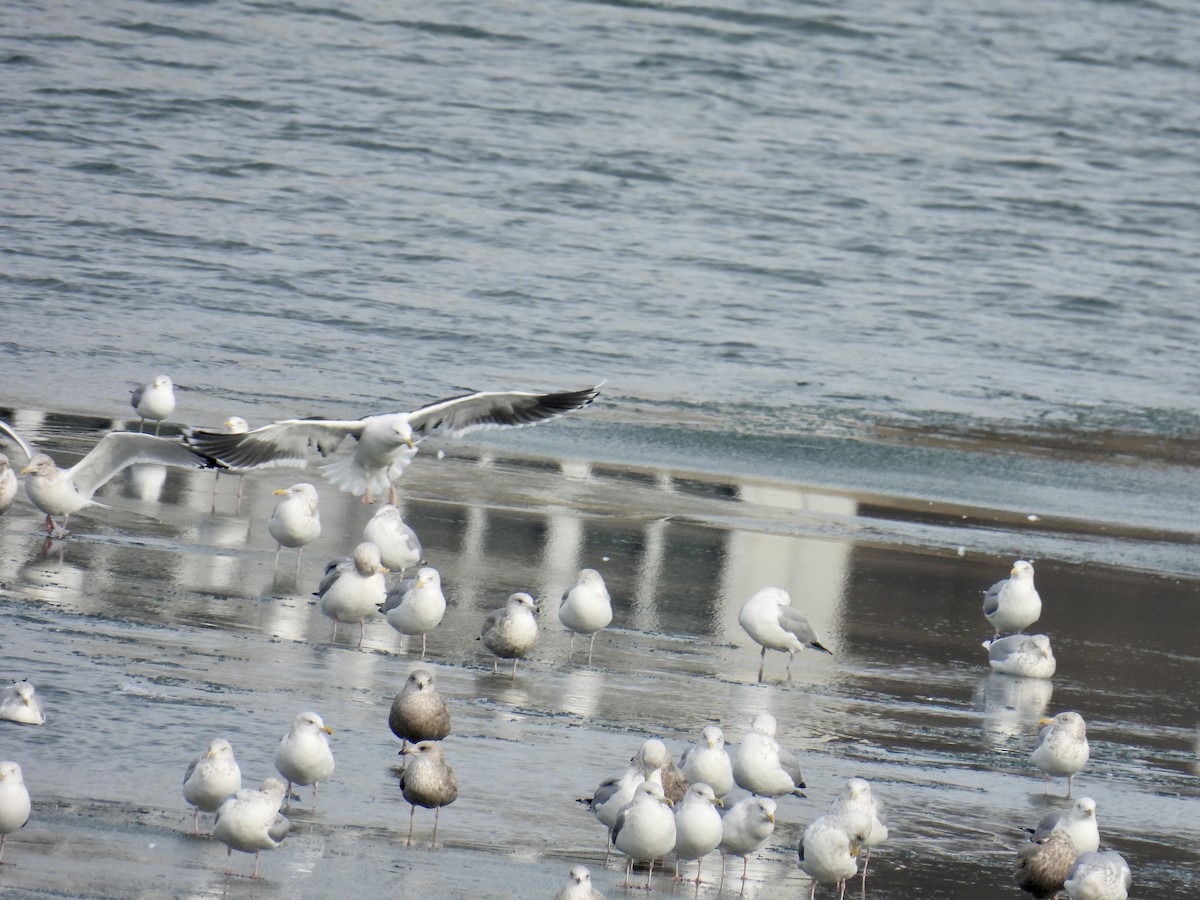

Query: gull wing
<box><xmin>982</xmin><ymin>579</ymin><xmax>1007</xmax><ymax>617</ymax></box>
<box><xmin>0</xmin><ymin>420</ymin><xmax>36</xmax><ymax>464</ymax></box>
<box><xmin>407</xmin><ymin>386</ymin><xmax>600</xmax><ymax>439</ymax></box>
<box><xmin>777</xmin><ymin>605</ymin><xmax>832</xmax><ymax>654</ymax></box>
<box><xmin>67</xmin><ymin>433</ymin><xmax>217</xmax><ymax>498</ymax></box>
<box><xmin>185</xmin><ymin>418</ymin><xmax>364</xmax><ymax>469</ymax></box>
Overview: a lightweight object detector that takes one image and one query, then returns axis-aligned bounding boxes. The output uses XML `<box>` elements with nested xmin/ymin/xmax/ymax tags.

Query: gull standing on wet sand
<box><xmin>363</xmin><ymin>504</ymin><xmax>423</xmax><ymax>574</ymax></box>
<box><xmin>275</xmin><ymin>712</ymin><xmax>335</xmax><ymax>809</ymax></box>
<box><xmin>0</xmin><ymin>454</ymin><xmax>16</xmax><ymax>515</ymax></box>
<box><xmin>399</xmin><ymin>741</ymin><xmax>458</xmax><ymax>847</ymax></box>
<box><xmin>212</xmin><ymin>777</ymin><xmax>289</xmax><ymax>879</ymax></box>
<box><xmin>1032</xmin><ymin>711</ymin><xmax>1090</xmax><ymax>797</ymax></box>
<box><xmin>673</xmin><ymin>782</ymin><xmax>724</xmax><ymax>883</ymax></box>
<box><xmin>316</xmin><ymin>542</ymin><xmax>388</xmax><ymax>646</ymax></box>
<box><xmin>554</xmin><ymin>865</ymin><xmax>605</xmax><ymax>900</ymax></box>
<box><xmin>380</xmin><ymin>566</ymin><xmax>446</xmax><ymax>658</ymax></box>
<box><xmin>983</xmin><ymin>560</ymin><xmax>1042</xmax><ymax>637</ymax></box>
<box><xmin>267</xmin><ymin>483</ymin><xmax>321</xmax><ymax>578</ymax></box>
<box><xmin>1064</xmin><ymin>850</ymin><xmax>1132</xmax><ymax>900</ymax></box>
<box><xmin>558</xmin><ymin>568</ymin><xmax>613</xmax><ymax>664</ymax></box>
<box><xmin>797</xmin><ymin>813</ymin><xmax>863</xmax><ymax>900</ymax></box>
<box><xmin>131</xmin><ymin>374</ymin><xmax>175</xmax><ymax>435</ymax></box>
<box><xmin>718</xmin><ymin>795</ymin><xmax>777</xmax><ymax>884</ymax></box>
<box><xmin>389</xmin><ymin>668</ymin><xmax>451</xmax><ymax>750</ymax></box>
<box><xmin>183</xmin><ymin>738</ymin><xmax>242</xmax><ymax>835</ymax></box>
<box><xmin>984</xmin><ymin>633</ymin><xmax>1056</xmax><ymax>679</ymax></box>
<box><xmin>738</xmin><ymin>587</ymin><xmax>832</xmax><ymax>682</ymax></box>
<box><xmin>826</xmin><ymin>778</ymin><xmax>888</xmax><ymax>880</ymax></box>
<box><xmin>0</xmin><ymin>761</ymin><xmax>31</xmax><ymax>865</ymax></box>
<box><xmin>0</xmin><ymin>419</ymin><xmax>219</xmax><ymax>537</ymax></box>
<box><xmin>0</xmin><ymin>680</ymin><xmax>45</xmax><ymax>726</ymax></box>
<box><xmin>1014</xmin><ymin>829</ymin><xmax>1078</xmax><ymax>899</ymax></box>
<box><xmin>680</xmin><ymin>725</ymin><xmax>734</xmax><ymax>798</ymax></box>
<box><xmin>185</xmin><ymin>385</ymin><xmax>601</xmax><ymax>505</ymax></box>
<box><xmin>610</xmin><ymin>780</ymin><xmax>676</xmax><ymax>890</ymax></box>
<box><xmin>732</xmin><ymin>712</ymin><xmax>806</xmax><ymax>799</ymax></box>
<box><xmin>480</xmin><ymin>592</ymin><xmax>539</xmax><ymax>675</ymax></box>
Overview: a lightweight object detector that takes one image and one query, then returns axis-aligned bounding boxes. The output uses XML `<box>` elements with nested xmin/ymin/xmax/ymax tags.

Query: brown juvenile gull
<box><xmin>184</xmin><ymin>385</ymin><xmax>602</xmax><ymax>505</ymax></box>
<box><xmin>130</xmin><ymin>374</ymin><xmax>175</xmax><ymax>435</ymax></box>
<box><xmin>480</xmin><ymin>591</ymin><xmax>539</xmax><ymax>676</ymax></box>
<box><xmin>554</xmin><ymin>865</ymin><xmax>606</xmax><ymax>900</ymax></box>
<box><xmin>1014</xmin><ymin>829</ymin><xmax>1078</xmax><ymax>899</ymax></box>
<box><xmin>0</xmin><ymin>419</ymin><xmax>220</xmax><ymax>537</ymax></box>
<box><xmin>274</xmin><ymin>711</ymin><xmax>335</xmax><ymax>809</ymax></box>
<box><xmin>267</xmin><ymin>482</ymin><xmax>321</xmax><ymax>578</ymax></box>
<box><xmin>388</xmin><ymin>668</ymin><xmax>451</xmax><ymax>750</ymax></box>
<box><xmin>0</xmin><ymin>761</ymin><xmax>31</xmax><ymax>865</ymax></box>
<box><xmin>183</xmin><ymin>738</ymin><xmax>242</xmax><ymax>835</ymax></box>
<box><xmin>399</xmin><ymin>740</ymin><xmax>458</xmax><ymax>847</ymax></box>
<box><xmin>1032</xmin><ymin>711</ymin><xmax>1090</xmax><ymax>797</ymax></box>
<box><xmin>0</xmin><ymin>680</ymin><xmax>46</xmax><ymax>726</ymax></box>
<box><xmin>610</xmin><ymin>780</ymin><xmax>676</xmax><ymax>891</ymax></box>
<box><xmin>558</xmin><ymin>567</ymin><xmax>613</xmax><ymax>664</ymax></box>
<box><xmin>984</xmin><ymin>633</ymin><xmax>1056</xmax><ymax>679</ymax></box>
<box><xmin>363</xmin><ymin>504</ymin><xmax>423</xmax><ymax>574</ymax></box>
<box><xmin>0</xmin><ymin>454</ymin><xmax>17</xmax><ymax>515</ymax></box>
<box><xmin>1024</xmin><ymin>797</ymin><xmax>1099</xmax><ymax>854</ymax></box>
<box><xmin>316</xmin><ymin>542</ymin><xmax>388</xmax><ymax>647</ymax></box>
<box><xmin>1064</xmin><ymin>850</ymin><xmax>1132</xmax><ymax>900</ymax></box>
<box><xmin>212</xmin><ymin>777</ymin><xmax>289</xmax><ymax>879</ymax></box>
<box><xmin>983</xmin><ymin>560</ymin><xmax>1042</xmax><ymax>638</ymax></box>
<box><xmin>738</xmin><ymin>586</ymin><xmax>832</xmax><ymax>682</ymax></box>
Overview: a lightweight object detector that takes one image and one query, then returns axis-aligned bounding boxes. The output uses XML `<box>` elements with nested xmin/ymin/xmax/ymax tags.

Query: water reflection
<box><xmin>974</xmin><ymin>673</ymin><xmax>1054</xmax><ymax>748</ymax></box>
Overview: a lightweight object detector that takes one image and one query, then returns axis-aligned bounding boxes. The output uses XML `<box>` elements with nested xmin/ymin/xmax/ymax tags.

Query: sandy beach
<box><xmin>0</xmin><ymin>411</ymin><xmax>1196</xmax><ymax>899</ymax></box>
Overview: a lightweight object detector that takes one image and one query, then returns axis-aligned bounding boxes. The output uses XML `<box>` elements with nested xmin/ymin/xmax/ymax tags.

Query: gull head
<box><xmin>20</xmin><ymin>454</ymin><xmax>57</xmax><ymax>478</ymax></box>
<box><xmin>508</xmin><ymin>592</ymin><xmax>538</xmax><ymax>613</ymax></box>
<box><xmin>352</xmin><ymin>541</ymin><xmax>388</xmax><ymax>576</ymax></box>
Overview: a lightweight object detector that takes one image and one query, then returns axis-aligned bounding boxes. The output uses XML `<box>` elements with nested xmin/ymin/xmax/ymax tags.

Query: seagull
<box><xmin>554</xmin><ymin>865</ymin><xmax>606</xmax><ymax>900</ymax></box>
<box><xmin>732</xmin><ymin>712</ymin><xmax>806</xmax><ymax>799</ymax></box>
<box><xmin>983</xmin><ymin>560</ymin><xmax>1042</xmax><ymax>638</ymax></box>
<box><xmin>680</xmin><ymin>726</ymin><xmax>734</xmax><ymax>799</ymax></box>
<box><xmin>184</xmin><ymin>385</ymin><xmax>601</xmax><ymax>504</ymax></box>
<box><xmin>267</xmin><ymin>483</ymin><xmax>321</xmax><ymax>578</ymax></box>
<box><xmin>363</xmin><ymin>504</ymin><xmax>422</xmax><ymax>574</ymax></box>
<box><xmin>1014</xmin><ymin>829</ymin><xmax>1078</xmax><ymax>899</ymax></box>
<box><xmin>738</xmin><ymin>586</ymin><xmax>832</xmax><ymax>682</ymax></box>
<box><xmin>212</xmin><ymin>777</ymin><xmax>289</xmax><ymax>879</ymax></box>
<box><xmin>0</xmin><ymin>680</ymin><xmax>45</xmax><ymax>726</ymax></box>
<box><xmin>131</xmin><ymin>374</ymin><xmax>176</xmax><ymax>435</ymax></box>
<box><xmin>826</xmin><ymin>778</ymin><xmax>888</xmax><ymax>881</ymax></box>
<box><xmin>0</xmin><ymin>419</ymin><xmax>220</xmax><ymax>537</ymax></box>
<box><xmin>316</xmin><ymin>542</ymin><xmax>388</xmax><ymax>647</ymax></box>
<box><xmin>1024</xmin><ymin>798</ymin><xmax>1099</xmax><ymax>854</ymax></box>
<box><xmin>209</xmin><ymin>416</ymin><xmax>250</xmax><ymax>511</ymax></box>
<box><xmin>0</xmin><ymin>454</ymin><xmax>16</xmax><ymax>515</ymax></box>
<box><xmin>1032</xmin><ymin>711</ymin><xmax>1090</xmax><ymax>797</ymax></box>
<box><xmin>558</xmin><ymin>568</ymin><xmax>613</xmax><ymax>664</ymax></box>
<box><xmin>274</xmin><ymin>712</ymin><xmax>335</xmax><ymax>810</ymax></box>
<box><xmin>797</xmin><ymin>814</ymin><xmax>862</xmax><ymax>900</ymax></box>
<box><xmin>673</xmin><ymin>782</ymin><xmax>724</xmax><ymax>884</ymax></box>
<box><xmin>579</xmin><ymin>739</ymin><xmax>669</xmax><ymax>861</ymax></box>
<box><xmin>380</xmin><ymin>566</ymin><xmax>446</xmax><ymax>658</ymax></box>
<box><xmin>0</xmin><ymin>761</ymin><xmax>31</xmax><ymax>865</ymax></box>
<box><xmin>718</xmin><ymin>795</ymin><xmax>776</xmax><ymax>884</ymax></box>
<box><xmin>1064</xmin><ymin>850</ymin><xmax>1132</xmax><ymax>900</ymax></box>
<box><xmin>183</xmin><ymin>739</ymin><xmax>242</xmax><ymax>835</ymax></box>
<box><xmin>399</xmin><ymin>740</ymin><xmax>458</xmax><ymax>848</ymax></box>
<box><xmin>610</xmin><ymin>781</ymin><xmax>677</xmax><ymax>890</ymax></box>
<box><xmin>388</xmin><ymin>668</ymin><xmax>451</xmax><ymax>750</ymax></box>
<box><xmin>984</xmin><ymin>633</ymin><xmax>1056</xmax><ymax>679</ymax></box>
<box><xmin>480</xmin><ymin>592</ymin><xmax>539</xmax><ymax>676</ymax></box>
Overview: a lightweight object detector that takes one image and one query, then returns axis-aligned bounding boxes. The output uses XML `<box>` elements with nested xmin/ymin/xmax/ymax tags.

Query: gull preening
<box><xmin>212</xmin><ymin>777</ymin><xmax>289</xmax><ymax>879</ymax></box>
<box><xmin>797</xmin><ymin>814</ymin><xmax>862</xmax><ymax>900</ymax></box>
<box><xmin>380</xmin><ymin>566</ymin><xmax>446</xmax><ymax>658</ymax></box>
<box><xmin>267</xmin><ymin>482</ymin><xmax>321</xmax><ymax>578</ymax></box>
<box><xmin>1032</xmin><ymin>711</ymin><xmax>1090</xmax><ymax>797</ymax></box>
<box><xmin>732</xmin><ymin>712</ymin><xmax>806</xmax><ymax>799</ymax></box>
<box><xmin>558</xmin><ymin>567</ymin><xmax>613</xmax><ymax>664</ymax></box>
<box><xmin>388</xmin><ymin>668</ymin><xmax>451</xmax><ymax>750</ymax></box>
<box><xmin>0</xmin><ymin>680</ymin><xmax>45</xmax><ymax>726</ymax></box>
<box><xmin>316</xmin><ymin>542</ymin><xmax>388</xmax><ymax>647</ymax></box>
<box><xmin>983</xmin><ymin>560</ymin><xmax>1042</xmax><ymax>637</ymax></box>
<box><xmin>984</xmin><ymin>633</ymin><xmax>1056</xmax><ymax>679</ymax></box>
<box><xmin>363</xmin><ymin>504</ymin><xmax>423</xmax><ymax>574</ymax></box>
<box><xmin>480</xmin><ymin>592</ymin><xmax>539</xmax><ymax>676</ymax></box>
<box><xmin>0</xmin><ymin>761</ymin><xmax>31</xmax><ymax>865</ymax></box>
<box><xmin>826</xmin><ymin>778</ymin><xmax>888</xmax><ymax>881</ymax></box>
<box><xmin>184</xmin><ymin>385</ymin><xmax>601</xmax><ymax>504</ymax></box>
<box><xmin>130</xmin><ymin>374</ymin><xmax>175</xmax><ymax>435</ymax></box>
<box><xmin>183</xmin><ymin>738</ymin><xmax>242</xmax><ymax>835</ymax></box>
<box><xmin>0</xmin><ymin>419</ymin><xmax>219</xmax><ymax>536</ymax></box>
<box><xmin>1064</xmin><ymin>850</ymin><xmax>1132</xmax><ymax>900</ymax></box>
<box><xmin>399</xmin><ymin>740</ymin><xmax>458</xmax><ymax>847</ymax></box>
<box><xmin>274</xmin><ymin>711</ymin><xmax>335</xmax><ymax>809</ymax></box>
<box><xmin>738</xmin><ymin>586</ymin><xmax>832</xmax><ymax>682</ymax></box>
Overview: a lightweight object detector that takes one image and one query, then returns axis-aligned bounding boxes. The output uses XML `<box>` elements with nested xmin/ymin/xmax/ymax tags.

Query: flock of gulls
<box><xmin>0</xmin><ymin>376</ymin><xmax>1135</xmax><ymax>899</ymax></box>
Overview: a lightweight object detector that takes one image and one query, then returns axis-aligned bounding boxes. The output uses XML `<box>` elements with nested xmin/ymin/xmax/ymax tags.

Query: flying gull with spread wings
<box><xmin>184</xmin><ymin>385</ymin><xmax>601</xmax><ymax>504</ymax></box>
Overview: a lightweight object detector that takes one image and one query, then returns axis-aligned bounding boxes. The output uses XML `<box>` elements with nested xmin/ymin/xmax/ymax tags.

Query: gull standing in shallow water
<box><xmin>0</xmin><ymin>680</ymin><xmax>45</xmax><ymax>726</ymax></box>
<box><xmin>558</xmin><ymin>568</ymin><xmax>613</xmax><ymax>664</ymax></box>
<box><xmin>0</xmin><ymin>761</ymin><xmax>31</xmax><ymax>865</ymax></box>
<box><xmin>388</xmin><ymin>668</ymin><xmax>451</xmax><ymax>750</ymax></box>
<box><xmin>680</xmin><ymin>725</ymin><xmax>734</xmax><ymax>798</ymax></box>
<box><xmin>399</xmin><ymin>741</ymin><xmax>458</xmax><ymax>847</ymax></box>
<box><xmin>738</xmin><ymin>586</ymin><xmax>832</xmax><ymax>682</ymax></box>
<box><xmin>797</xmin><ymin>813</ymin><xmax>863</xmax><ymax>900</ymax></box>
<box><xmin>183</xmin><ymin>739</ymin><xmax>242</xmax><ymax>835</ymax></box>
<box><xmin>610</xmin><ymin>781</ymin><xmax>676</xmax><ymax>890</ymax></box>
<box><xmin>209</xmin><ymin>416</ymin><xmax>250</xmax><ymax>511</ymax></box>
<box><xmin>984</xmin><ymin>633</ymin><xmax>1056</xmax><ymax>679</ymax></box>
<box><xmin>130</xmin><ymin>374</ymin><xmax>175</xmax><ymax>435</ymax></box>
<box><xmin>267</xmin><ymin>483</ymin><xmax>321</xmax><ymax>578</ymax></box>
<box><xmin>732</xmin><ymin>712</ymin><xmax>806</xmax><ymax>799</ymax></box>
<box><xmin>274</xmin><ymin>712</ymin><xmax>335</xmax><ymax>810</ymax></box>
<box><xmin>363</xmin><ymin>504</ymin><xmax>422</xmax><ymax>574</ymax></box>
<box><xmin>1032</xmin><ymin>711</ymin><xmax>1090</xmax><ymax>797</ymax></box>
<box><xmin>0</xmin><ymin>419</ymin><xmax>219</xmax><ymax>537</ymax></box>
<box><xmin>826</xmin><ymin>778</ymin><xmax>888</xmax><ymax>881</ymax></box>
<box><xmin>673</xmin><ymin>782</ymin><xmax>724</xmax><ymax>883</ymax></box>
<box><xmin>983</xmin><ymin>560</ymin><xmax>1042</xmax><ymax>637</ymax></box>
<box><xmin>316</xmin><ymin>542</ymin><xmax>388</xmax><ymax>647</ymax></box>
<box><xmin>212</xmin><ymin>777</ymin><xmax>289</xmax><ymax>879</ymax></box>
<box><xmin>1064</xmin><ymin>850</ymin><xmax>1132</xmax><ymax>900</ymax></box>
<box><xmin>718</xmin><ymin>795</ymin><xmax>777</xmax><ymax>884</ymax></box>
<box><xmin>480</xmin><ymin>592</ymin><xmax>539</xmax><ymax>675</ymax></box>
<box><xmin>380</xmin><ymin>566</ymin><xmax>446</xmax><ymax>658</ymax></box>
<box><xmin>554</xmin><ymin>865</ymin><xmax>605</xmax><ymax>900</ymax></box>
<box><xmin>184</xmin><ymin>385</ymin><xmax>601</xmax><ymax>504</ymax></box>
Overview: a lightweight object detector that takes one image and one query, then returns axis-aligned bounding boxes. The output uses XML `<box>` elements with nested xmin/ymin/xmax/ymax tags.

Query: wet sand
<box><xmin>0</xmin><ymin>412</ymin><xmax>1197</xmax><ymax>898</ymax></box>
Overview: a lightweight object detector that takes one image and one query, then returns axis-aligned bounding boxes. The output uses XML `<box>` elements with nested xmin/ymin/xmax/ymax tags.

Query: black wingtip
<box><xmin>813</xmin><ymin>641</ymin><xmax>833</xmax><ymax>655</ymax></box>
